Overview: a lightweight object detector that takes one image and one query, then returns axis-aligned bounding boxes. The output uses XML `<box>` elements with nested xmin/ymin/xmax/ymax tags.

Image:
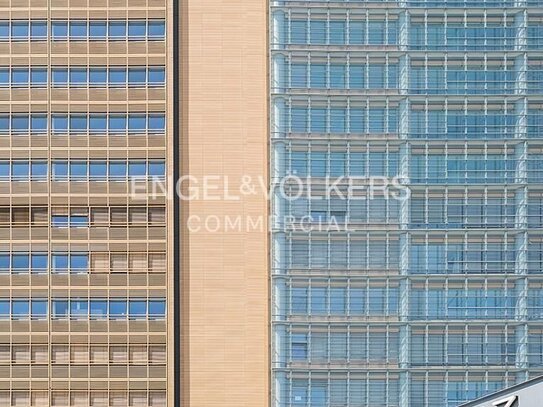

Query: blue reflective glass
<box><xmin>70</xmin><ymin>21</ymin><xmax>87</xmax><ymax>38</ymax></box>
<box><xmin>89</xmin><ymin>68</ymin><xmax>107</xmax><ymax>85</ymax></box>
<box><xmin>149</xmin><ymin>162</ymin><xmax>165</xmax><ymax>177</ymax></box>
<box><xmin>128</xmin><ymin>115</ymin><xmax>146</xmax><ymax>131</ymax></box>
<box><xmin>0</xmin><ymin>23</ymin><xmax>8</xmax><ymax>39</ymax></box>
<box><xmin>128</xmin><ymin>68</ymin><xmax>146</xmax><ymax>84</ymax></box>
<box><xmin>31</xmin><ymin>300</ymin><xmax>47</xmax><ymax>317</ymax></box>
<box><xmin>128</xmin><ymin>162</ymin><xmax>146</xmax><ymax>177</ymax></box>
<box><xmin>11</xmin><ymin>116</ymin><xmax>29</xmax><ymax>131</ymax></box>
<box><xmin>0</xmin><ymin>116</ymin><xmax>7</xmax><ymax>132</ymax></box>
<box><xmin>52</xmin><ymin>115</ymin><xmax>68</xmax><ymax>132</ymax></box>
<box><xmin>52</xmin><ymin>300</ymin><xmax>68</xmax><ymax>317</ymax></box>
<box><xmin>89</xmin><ymin>162</ymin><xmax>107</xmax><ymax>179</ymax></box>
<box><xmin>12</xmin><ymin>254</ymin><xmax>29</xmax><ymax>270</ymax></box>
<box><xmin>12</xmin><ymin>300</ymin><xmax>29</xmax><ymax>316</ymax></box>
<box><xmin>148</xmin><ymin>21</ymin><xmax>165</xmax><ymax>38</ymax></box>
<box><xmin>31</xmin><ymin>254</ymin><xmax>47</xmax><ymax>272</ymax></box>
<box><xmin>70</xmin><ymin>254</ymin><xmax>88</xmax><ymax>271</ymax></box>
<box><xmin>70</xmin><ymin>162</ymin><xmax>87</xmax><ymax>178</ymax></box>
<box><xmin>148</xmin><ymin>67</ymin><xmax>165</xmax><ymax>84</ymax></box>
<box><xmin>70</xmin><ymin>216</ymin><xmax>88</xmax><ymax>227</ymax></box>
<box><xmin>108</xmin><ymin>68</ymin><xmax>126</xmax><ymax>85</ymax></box>
<box><xmin>70</xmin><ymin>68</ymin><xmax>87</xmax><ymax>85</ymax></box>
<box><xmin>31</xmin><ymin>68</ymin><xmax>47</xmax><ymax>85</ymax></box>
<box><xmin>129</xmin><ymin>300</ymin><xmax>147</xmax><ymax>317</ymax></box>
<box><xmin>148</xmin><ymin>300</ymin><xmax>166</xmax><ymax>317</ymax></box>
<box><xmin>52</xmin><ymin>21</ymin><xmax>68</xmax><ymax>39</ymax></box>
<box><xmin>109</xmin><ymin>300</ymin><xmax>127</xmax><ymax>317</ymax></box>
<box><xmin>11</xmin><ymin>69</ymin><xmax>29</xmax><ymax>85</ymax></box>
<box><xmin>90</xmin><ymin>300</ymin><xmax>107</xmax><ymax>318</ymax></box>
<box><xmin>52</xmin><ymin>69</ymin><xmax>68</xmax><ymax>85</ymax></box>
<box><xmin>52</xmin><ymin>254</ymin><xmax>69</xmax><ymax>272</ymax></box>
<box><xmin>31</xmin><ymin>115</ymin><xmax>47</xmax><ymax>132</ymax></box>
<box><xmin>52</xmin><ymin>162</ymin><xmax>68</xmax><ymax>179</ymax></box>
<box><xmin>89</xmin><ymin>115</ymin><xmax>107</xmax><ymax>132</ymax></box>
<box><xmin>109</xmin><ymin>21</ymin><xmax>126</xmax><ymax>38</ymax></box>
<box><xmin>89</xmin><ymin>21</ymin><xmax>107</xmax><ymax>39</ymax></box>
<box><xmin>0</xmin><ymin>254</ymin><xmax>8</xmax><ymax>272</ymax></box>
<box><xmin>70</xmin><ymin>115</ymin><xmax>87</xmax><ymax>132</ymax></box>
<box><xmin>0</xmin><ymin>162</ymin><xmax>8</xmax><ymax>178</ymax></box>
<box><xmin>148</xmin><ymin>114</ymin><xmax>165</xmax><ymax>131</ymax></box>
<box><xmin>30</xmin><ymin>22</ymin><xmax>47</xmax><ymax>38</ymax></box>
<box><xmin>109</xmin><ymin>162</ymin><xmax>127</xmax><ymax>177</ymax></box>
<box><xmin>0</xmin><ymin>300</ymin><xmax>9</xmax><ymax>317</ymax></box>
<box><xmin>70</xmin><ymin>299</ymin><xmax>88</xmax><ymax>316</ymax></box>
<box><xmin>31</xmin><ymin>162</ymin><xmax>47</xmax><ymax>178</ymax></box>
<box><xmin>12</xmin><ymin>162</ymin><xmax>29</xmax><ymax>178</ymax></box>
<box><xmin>52</xmin><ymin>216</ymin><xmax>69</xmax><ymax>227</ymax></box>
<box><xmin>128</xmin><ymin>21</ymin><xmax>146</xmax><ymax>38</ymax></box>
<box><xmin>109</xmin><ymin>115</ymin><xmax>127</xmax><ymax>132</ymax></box>
<box><xmin>0</xmin><ymin>69</ymin><xmax>8</xmax><ymax>85</ymax></box>
<box><xmin>12</xmin><ymin>22</ymin><xmax>29</xmax><ymax>39</ymax></box>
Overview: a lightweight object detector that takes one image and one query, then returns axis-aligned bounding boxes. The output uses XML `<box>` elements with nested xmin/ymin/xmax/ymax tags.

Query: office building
<box><xmin>270</xmin><ymin>0</ymin><xmax>543</xmax><ymax>406</ymax></box>
<box><xmin>0</xmin><ymin>0</ymin><xmax>174</xmax><ymax>405</ymax></box>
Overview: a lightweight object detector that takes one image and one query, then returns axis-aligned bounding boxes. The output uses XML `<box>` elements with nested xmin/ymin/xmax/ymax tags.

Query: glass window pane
<box><xmin>30</xmin><ymin>22</ymin><xmax>47</xmax><ymax>39</ymax></box>
<box><xmin>148</xmin><ymin>21</ymin><xmax>165</xmax><ymax>38</ymax></box>
<box><xmin>69</xmin><ymin>21</ymin><xmax>87</xmax><ymax>38</ymax></box>
<box><xmin>148</xmin><ymin>300</ymin><xmax>166</xmax><ymax>317</ymax></box>
<box><xmin>89</xmin><ymin>162</ymin><xmax>107</xmax><ymax>179</ymax></box>
<box><xmin>89</xmin><ymin>21</ymin><xmax>107</xmax><ymax>39</ymax></box>
<box><xmin>52</xmin><ymin>115</ymin><xmax>68</xmax><ymax>133</ymax></box>
<box><xmin>109</xmin><ymin>68</ymin><xmax>127</xmax><ymax>85</ymax></box>
<box><xmin>148</xmin><ymin>114</ymin><xmax>165</xmax><ymax>131</ymax></box>
<box><xmin>52</xmin><ymin>69</ymin><xmax>68</xmax><ymax>85</ymax></box>
<box><xmin>128</xmin><ymin>21</ymin><xmax>146</xmax><ymax>38</ymax></box>
<box><xmin>52</xmin><ymin>21</ymin><xmax>68</xmax><ymax>39</ymax></box>
<box><xmin>109</xmin><ymin>115</ymin><xmax>127</xmax><ymax>132</ymax></box>
<box><xmin>128</xmin><ymin>68</ymin><xmax>146</xmax><ymax>85</ymax></box>
<box><xmin>148</xmin><ymin>67</ymin><xmax>165</xmax><ymax>85</ymax></box>
<box><xmin>12</xmin><ymin>116</ymin><xmax>29</xmax><ymax>131</ymax></box>
<box><xmin>128</xmin><ymin>115</ymin><xmax>146</xmax><ymax>131</ymax></box>
<box><xmin>109</xmin><ymin>21</ymin><xmax>126</xmax><ymax>38</ymax></box>
<box><xmin>12</xmin><ymin>22</ymin><xmax>29</xmax><ymax>39</ymax></box>
<box><xmin>31</xmin><ymin>68</ymin><xmax>47</xmax><ymax>85</ymax></box>
<box><xmin>52</xmin><ymin>254</ymin><xmax>68</xmax><ymax>272</ymax></box>
<box><xmin>89</xmin><ymin>115</ymin><xmax>107</xmax><ymax>132</ymax></box>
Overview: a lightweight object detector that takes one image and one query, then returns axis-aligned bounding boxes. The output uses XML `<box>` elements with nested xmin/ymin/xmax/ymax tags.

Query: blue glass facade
<box><xmin>271</xmin><ymin>0</ymin><xmax>543</xmax><ymax>405</ymax></box>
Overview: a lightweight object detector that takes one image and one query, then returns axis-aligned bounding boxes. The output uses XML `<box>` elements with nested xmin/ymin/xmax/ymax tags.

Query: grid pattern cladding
<box><xmin>0</xmin><ymin>0</ymin><xmax>172</xmax><ymax>406</ymax></box>
<box><xmin>271</xmin><ymin>0</ymin><xmax>543</xmax><ymax>406</ymax></box>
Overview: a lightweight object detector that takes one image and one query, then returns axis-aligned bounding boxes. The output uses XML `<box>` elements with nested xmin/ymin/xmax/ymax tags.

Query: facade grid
<box><xmin>0</xmin><ymin>0</ymin><xmax>173</xmax><ymax>406</ymax></box>
<box><xmin>270</xmin><ymin>0</ymin><xmax>543</xmax><ymax>406</ymax></box>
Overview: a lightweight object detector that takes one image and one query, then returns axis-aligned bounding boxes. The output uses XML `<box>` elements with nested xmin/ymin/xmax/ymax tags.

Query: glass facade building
<box><xmin>270</xmin><ymin>0</ymin><xmax>543</xmax><ymax>406</ymax></box>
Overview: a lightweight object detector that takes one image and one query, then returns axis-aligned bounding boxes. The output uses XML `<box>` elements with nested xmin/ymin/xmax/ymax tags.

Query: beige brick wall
<box><xmin>180</xmin><ymin>0</ymin><xmax>269</xmax><ymax>406</ymax></box>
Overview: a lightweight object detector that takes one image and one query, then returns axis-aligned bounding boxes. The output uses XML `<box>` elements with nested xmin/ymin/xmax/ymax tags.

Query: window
<box><xmin>128</xmin><ymin>21</ymin><xmax>146</xmax><ymax>39</ymax></box>
<box><xmin>52</xmin><ymin>21</ymin><xmax>68</xmax><ymax>39</ymax></box>
<box><xmin>52</xmin><ymin>300</ymin><xmax>68</xmax><ymax>318</ymax></box>
<box><xmin>89</xmin><ymin>21</ymin><xmax>107</xmax><ymax>39</ymax></box>
<box><xmin>109</xmin><ymin>21</ymin><xmax>126</xmax><ymax>39</ymax></box>
<box><xmin>149</xmin><ymin>114</ymin><xmax>166</xmax><ymax>132</ymax></box>
<box><xmin>148</xmin><ymin>67</ymin><xmax>165</xmax><ymax>86</ymax></box>
<box><xmin>11</xmin><ymin>22</ymin><xmax>29</xmax><ymax>40</ymax></box>
<box><xmin>109</xmin><ymin>300</ymin><xmax>127</xmax><ymax>319</ymax></box>
<box><xmin>70</xmin><ymin>21</ymin><xmax>87</xmax><ymax>39</ymax></box>
<box><xmin>149</xmin><ymin>300</ymin><xmax>166</xmax><ymax>318</ymax></box>
<box><xmin>148</xmin><ymin>21</ymin><xmax>166</xmax><ymax>39</ymax></box>
<box><xmin>90</xmin><ymin>300</ymin><xmax>107</xmax><ymax>319</ymax></box>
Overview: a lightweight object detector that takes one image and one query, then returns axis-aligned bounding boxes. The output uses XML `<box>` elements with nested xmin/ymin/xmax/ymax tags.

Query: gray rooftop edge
<box><xmin>459</xmin><ymin>375</ymin><xmax>543</xmax><ymax>407</ymax></box>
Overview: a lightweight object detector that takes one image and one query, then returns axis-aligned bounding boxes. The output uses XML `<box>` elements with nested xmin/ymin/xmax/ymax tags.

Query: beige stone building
<box><xmin>0</xmin><ymin>0</ymin><xmax>269</xmax><ymax>406</ymax></box>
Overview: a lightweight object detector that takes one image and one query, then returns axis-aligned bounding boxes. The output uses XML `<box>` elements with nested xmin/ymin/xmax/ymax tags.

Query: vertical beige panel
<box><xmin>181</xmin><ymin>0</ymin><xmax>269</xmax><ymax>406</ymax></box>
